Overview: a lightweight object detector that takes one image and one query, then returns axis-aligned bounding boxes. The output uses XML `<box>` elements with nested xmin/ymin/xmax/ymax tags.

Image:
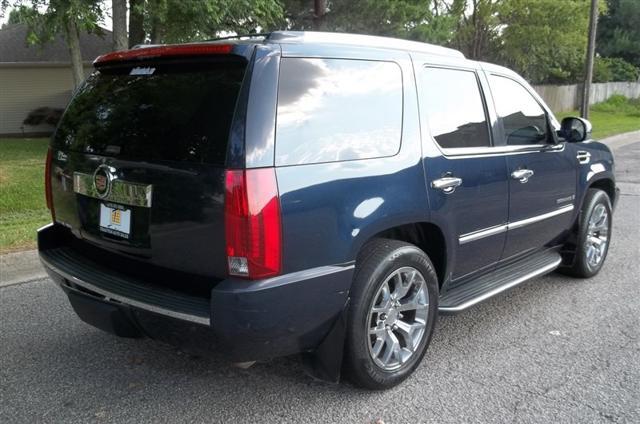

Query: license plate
<box><xmin>99</xmin><ymin>203</ymin><xmax>131</xmax><ymax>239</ymax></box>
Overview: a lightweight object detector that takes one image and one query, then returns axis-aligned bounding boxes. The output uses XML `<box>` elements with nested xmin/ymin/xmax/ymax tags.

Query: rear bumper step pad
<box><xmin>40</xmin><ymin>247</ymin><xmax>211</xmax><ymax>325</ymax></box>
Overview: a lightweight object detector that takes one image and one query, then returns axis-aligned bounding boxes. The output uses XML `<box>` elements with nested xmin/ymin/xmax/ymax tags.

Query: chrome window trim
<box><xmin>442</xmin><ymin>142</ymin><xmax>564</xmax><ymax>159</ymax></box>
<box><xmin>73</xmin><ymin>172</ymin><xmax>153</xmax><ymax>208</ymax></box>
<box><xmin>458</xmin><ymin>204</ymin><xmax>574</xmax><ymax>244</ymax></box>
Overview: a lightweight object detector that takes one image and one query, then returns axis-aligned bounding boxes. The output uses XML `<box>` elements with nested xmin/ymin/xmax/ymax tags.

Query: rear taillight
<box><xmin>225</xmin><ymin>168</ymin><xmax>282</xmax><ymax>279</ymax></box>
<box><xmin>44</xmin><ymin>147</ymin><xmax>55</xmax><ymax>221</ymax></box>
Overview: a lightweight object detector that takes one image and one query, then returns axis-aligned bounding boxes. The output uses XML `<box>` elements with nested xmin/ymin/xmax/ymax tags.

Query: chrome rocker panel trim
<box><xmin>459</xmin><ymin>204</ymin><xmax>574</xmax><ymax>244</ymax></box>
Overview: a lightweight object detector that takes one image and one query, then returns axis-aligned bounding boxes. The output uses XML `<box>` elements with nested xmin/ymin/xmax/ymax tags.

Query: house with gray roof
<box><xmin>0</xmin><ymin>23</ymin><xmax>112</xmax><ymax>136</ymax></box>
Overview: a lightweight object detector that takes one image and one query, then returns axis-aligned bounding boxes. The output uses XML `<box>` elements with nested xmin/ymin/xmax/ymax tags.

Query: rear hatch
<box><xmin>49</xmin><ymin>47</ymin><xmax>250</xmax><ymax>280</ymax></box>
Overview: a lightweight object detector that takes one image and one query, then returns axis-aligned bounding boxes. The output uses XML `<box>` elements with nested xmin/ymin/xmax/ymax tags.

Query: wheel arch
<box><xmin>357</xmin><ymin>222</ymin><xmax>448</xmax><ymax>287</ymax></box>
<box><xmin>588</xmin><ymin>177</ymin><xmax>616</xmax><ymax>205</ymax></box>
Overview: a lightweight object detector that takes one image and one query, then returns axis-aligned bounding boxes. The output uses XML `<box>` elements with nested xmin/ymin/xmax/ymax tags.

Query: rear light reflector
<box><xmin>225</xmin><ymin>168</ymin><xmax>282</xmax><ymax>279</ymax></box>
<box><xmin>94</xmin><ymin>44</ymin><xmax>234</xmax><ymax>66</ymax></box>
<box><xmin>44</xmin><ymin>147</ymin><xmax>55</xmax><ymax>221</ymax></box>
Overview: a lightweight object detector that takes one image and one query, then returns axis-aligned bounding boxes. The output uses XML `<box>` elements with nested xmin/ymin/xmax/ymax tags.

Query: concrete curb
<box><xmin>1</xmin><ymin>131</ymin><xmax>639</xmax><ymax>287</ymax></box>
<box><xmin>1</xmin><ymin>250</ymin><xmax>46</xmax><ymax>288</ymax></box>
<box><xmin>600</xmin><ymin>130</ymin><xmax>640</xmax><ymax>150</ymax></box>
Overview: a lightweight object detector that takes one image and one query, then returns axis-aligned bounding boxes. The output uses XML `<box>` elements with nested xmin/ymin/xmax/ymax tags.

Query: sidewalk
<box><xmin>1</xmin><ymin>250</ymin><xmax>46</xmax><ymax>287</ymax></box>
<box><xmin>600</xmin><ymin>130</ymin><xmax>640</xmax><ymax>150</ymax></box>
<box><xmin>1</xmin><ymin>130</ymin><xmax>639</xmax><ymax>287</ymax></box>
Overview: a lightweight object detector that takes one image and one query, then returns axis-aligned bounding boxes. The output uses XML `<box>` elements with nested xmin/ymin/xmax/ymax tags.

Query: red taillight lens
<box><xmin>44</xmin><ymin>147</ymin><xmax>55</xmax><ymax>221</ymax></box>
<box><xmin>94</xmin><ymin>44</ymin><xmax>234</xmax><ymax>66</ymax></box>
<box><xmin>225</xmin><ymin>168</ymin><xmax>282</xmax><ymax>279</ymax></box>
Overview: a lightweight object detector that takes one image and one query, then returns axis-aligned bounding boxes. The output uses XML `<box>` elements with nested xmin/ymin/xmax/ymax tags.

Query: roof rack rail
<box><xmin>203</xmin><ymin>33</ymin><xmax>270</xmax><ymax>42</ymax></box>
<box><xmin>266</xmin><ymin>31</ymin><xmax>464</xmax><ymax>59</ymax></box>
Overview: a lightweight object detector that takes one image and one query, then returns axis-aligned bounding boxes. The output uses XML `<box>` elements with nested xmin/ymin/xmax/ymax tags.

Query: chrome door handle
<box><xmin>511</xmin><ymin>169</ymin><xmax>534</xmax><ymax>183</ymax></box>
<box><xmin>431</xmin><ymin>176</ymin><xmax>463</xmax><ymax>193</ymax></box>
<box><xmin>576</xmin><ymin>150</ymin><xmax>591</xmax><ymax>164</ymax></box>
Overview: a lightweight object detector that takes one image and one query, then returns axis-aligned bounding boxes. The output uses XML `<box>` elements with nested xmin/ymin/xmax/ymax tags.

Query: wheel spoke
<box><xmin>371</xmin><ymin>337</ymin><xmax>384</xmax><ymax>357</ymax></box>
<box><xmin>371</xmin><ymin>282</ymin><xmax>392</xmax><ymax>313</ymax></box>
<box><xmin>395</xmin><ymin>320</ymin><xmax>425</xmax><ymax>351</ymax></box>
<box><xmin>395</xmin><ymin>270</ymin><xmax>415</xmax><ymax>299</ymax></box>
<box><xmin>369</xmin><ymin>324</ymin><xmax>386</xmax><ymax>337</ymax></box>
<box><xmin>381</xmin><ymin>329</ymin><xmax>400</xmax><ymax>364</ymax></box>
<box><xmin>588</xmin><ymin>235</ymin><xmax>604</xmax><ymax>246</ymax></box>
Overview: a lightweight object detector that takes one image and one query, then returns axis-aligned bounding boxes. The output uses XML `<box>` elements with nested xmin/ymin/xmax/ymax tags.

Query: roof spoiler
<box><xmin>94</xmin><ymin>44</ymin><xmax>234</xmax><ymax>66</ymax></box>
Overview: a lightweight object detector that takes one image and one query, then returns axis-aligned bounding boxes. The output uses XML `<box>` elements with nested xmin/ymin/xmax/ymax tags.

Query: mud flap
<box><xmin>302</xmin><ymin>298</ymin><xmax>349</xmax><ymax>383</ymax></box>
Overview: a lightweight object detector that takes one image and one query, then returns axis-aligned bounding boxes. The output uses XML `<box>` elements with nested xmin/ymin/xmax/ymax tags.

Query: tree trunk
<box><xmin>64</xmin><ymin>19</ymin><xmax>84</xmax><ymax>89</ymax></box>
<box><xmin>112</xmin><ymin>0</ymin><xmax>128</xmax><ymax>51</ymax></box>
<box><xmin>149</xmin><ymin>0</ymin><xmax>165</xmax><ymax>44</ymax></box>
<box><xmin>129</xmin><ymin>0</ymin><xmax>145</xmax><ymax>47</ymax></box>
<box><xmin>313</xmin><ymin>0</ymin><xmax>327</xmax><ymax>31</ymax></box>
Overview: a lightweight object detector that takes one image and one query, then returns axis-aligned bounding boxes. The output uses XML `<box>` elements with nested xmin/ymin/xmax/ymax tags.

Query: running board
<box><xmin>439</xmin><ymin>250</ymin><xmax>561</xmax><ymax>314</ymax></box>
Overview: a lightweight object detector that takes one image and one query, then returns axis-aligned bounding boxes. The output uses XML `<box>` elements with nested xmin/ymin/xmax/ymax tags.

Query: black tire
<box><xmin>563</xmin><ymin>189</ymin><xmax>613</xmax><ymax>278</ymax></box>
<box><xmin>344</xmin><ymin>239</ymin><xmax>439</xmax><ymax>390</ymax></box>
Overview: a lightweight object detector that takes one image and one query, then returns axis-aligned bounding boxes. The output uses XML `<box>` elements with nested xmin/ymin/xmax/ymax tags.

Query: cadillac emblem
<box><xmin>93</xmin><ymin>164</ymin><xmax>113</xmax><ymax>199</ymax></box>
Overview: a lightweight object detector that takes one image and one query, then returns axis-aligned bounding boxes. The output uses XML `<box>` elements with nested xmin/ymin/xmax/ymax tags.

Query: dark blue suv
<box><xmin>38</xmin><ymin>32</ymin><xmax>619</xmax><ymax>389</ymax></box>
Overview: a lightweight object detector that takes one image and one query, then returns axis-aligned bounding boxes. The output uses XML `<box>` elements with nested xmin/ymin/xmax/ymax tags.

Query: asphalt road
<box><xmin>2</xmin><ymin>141</ymin><xmax>639</xmax><ymax>424</ymax></box>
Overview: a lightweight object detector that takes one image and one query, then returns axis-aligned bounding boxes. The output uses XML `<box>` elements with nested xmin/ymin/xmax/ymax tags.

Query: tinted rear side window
<box><xmin>53</xmin><ymin>60</ymin><xmax>246</xmax><ymax>165</ymax></box>
<box><xmin>420</xmin><ymin>67</ymin><xmax>490</xmax><ymax>149</ymax></box>
<box><xmin>275</xmin><ymin>58</ymin><xmax>403</xmax><ymax>166</ymax></box>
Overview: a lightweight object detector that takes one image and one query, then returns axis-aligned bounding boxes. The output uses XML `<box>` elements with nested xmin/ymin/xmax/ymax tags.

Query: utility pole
<box><xmin>581</xmin><ymin>0</ymin><xmax>599</xmax><ymax>119</ymax></box>
<box><xmin>313</xmin><ymin>0</ymin><xmax>327</xmax><ymax>31</ymax></box>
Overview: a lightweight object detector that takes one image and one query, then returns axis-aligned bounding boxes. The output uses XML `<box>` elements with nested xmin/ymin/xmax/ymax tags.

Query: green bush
<box><xmin>591</xmin><ymin>95</ymin><xmax>640</xmax><ymax>117</ymax></box>
<box><xmin>593</xmin><ymin>57</ymin><xmax>640</xmax><ymax>82</ymax></box>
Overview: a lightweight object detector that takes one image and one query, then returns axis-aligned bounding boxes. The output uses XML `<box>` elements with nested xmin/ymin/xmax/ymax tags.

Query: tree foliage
<box><xmin>2</xmin><ymin>0</ymin><xmax>637</xmax><ymax>84</ymax></box>
<box><xmin>494</xmin><ymin>0</ymin><xmax>592</xmax><ymax>84</ymax></box>
<box><xmin>597</xmin><ymin>0</ymin><xmax>640</xmax><ymax>68</ymax></box>
<box><xmin>3</xmin><ymin>0</ymin><xmax>104</xmax><ymax>88</ymax></box>
<box><xmin>137</xmin><ymin>0</ymin><xmax>285</xmax><ymax>44</ymax></box>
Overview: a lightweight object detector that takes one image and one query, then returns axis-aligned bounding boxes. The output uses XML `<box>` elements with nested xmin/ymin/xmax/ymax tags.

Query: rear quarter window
<box><xmin>275</xmin><ymin>58</ymin><xmax>403</xmax><ymax>166</ymax></box>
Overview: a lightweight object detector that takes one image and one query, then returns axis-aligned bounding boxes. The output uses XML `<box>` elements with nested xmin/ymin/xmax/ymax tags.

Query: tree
<box><xmin>495</xmin><ymin>0</ymin><xmax>592</xmax><ymax>84</ymax></box>
<box><xmin>2</xmin><ymin>1</ymin><xmax>104</xmax><ymax>88</ymax></box>
<box><xmin>282</xmin><ymin>0</ymin><xmax>460</xmax><ymax>45</ymax></box>
<box><xmin>111</xmin><ymin>0</ymin><xmax>127</xmax><ymax>50</ymax></box>
<box><xmin>598</xmin><ymin>0</ymin><xmax>640</xmax><ymax>67</ymax></box>
<box><xmin>5</xmin><ymin>4</ymin><xmax>37</xmax><ymax>26</ymax></box>
<box><xmin>131</xmin><ymin>0</ymin><xmax>285</xmax><ymax>44</ymax></box>
<box><xmin>449</xmin><ymin>0</ymin><xmax>499</xmax><ymax>60</ymax></box>
<box><xmin>128</xmin><ymin>0</ymin><xmax>145</xmax><ymax>47</ymax></box>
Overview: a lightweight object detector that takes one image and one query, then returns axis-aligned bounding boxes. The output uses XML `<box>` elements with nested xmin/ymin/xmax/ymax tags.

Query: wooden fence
<box><xmin>532</xmin><ymin>81</ymin><xmax>640</xmax><ymax>113</ymax></box>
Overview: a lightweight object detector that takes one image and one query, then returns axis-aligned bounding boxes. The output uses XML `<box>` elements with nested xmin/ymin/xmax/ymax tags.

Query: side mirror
<box><xmin>560</xmin><ymin>117</ymin><xmax>592</xmax><ymax>142</ymax></box>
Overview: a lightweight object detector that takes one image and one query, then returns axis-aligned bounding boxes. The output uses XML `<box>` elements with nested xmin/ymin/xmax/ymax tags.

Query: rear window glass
<box><xmin>53</xmin><ymin>60</ymin><xmax>246</xmax><ymax>164</ymax></box>
<box><xmin>275</xmin><ymin>58</ymin><xmax>403</xmax><ymax>166</ymax></box>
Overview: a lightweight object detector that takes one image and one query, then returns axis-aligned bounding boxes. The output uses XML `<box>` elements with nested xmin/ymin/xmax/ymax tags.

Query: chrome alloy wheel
<box><xmin>366</xmin><ymin>267</ymin><xmax>429</xmax><ymax>371</ymax></box>
<box><xmin>585</xmin><ymin>203</ymin><xmax>609</xmax><ymax>269</ymax></box>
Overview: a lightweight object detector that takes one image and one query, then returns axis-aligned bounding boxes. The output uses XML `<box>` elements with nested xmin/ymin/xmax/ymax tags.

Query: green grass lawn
<box><xmin>0</xmin><ymin>138</ymin><xmax>51</xmax><ymax>253</ymax></box>
<box><xmin>555</xmin><ymin>96</ymin><xmax>640</xmax><ymax>139</ymax></box>
<box><xmin>555</xmin><ymin>110</ymin><xmax>640</xmax><ymax>139</ymax></box>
